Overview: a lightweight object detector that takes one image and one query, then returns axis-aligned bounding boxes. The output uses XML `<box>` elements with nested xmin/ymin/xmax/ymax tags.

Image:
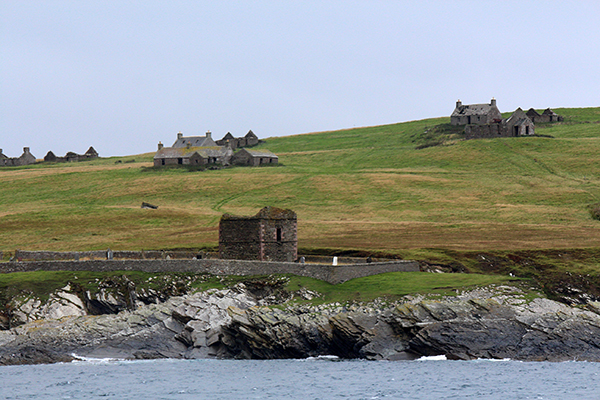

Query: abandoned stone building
<box><xmin>451</xmin><ymin>99</ymin><xmax>502</xmax><ymax>126</ymax></box>
<box><xmin>219</xmin><ymin>206</ymin><xmax>297</xmax><ymax>262</ymax></box>
<box><xmin>153</xmin><ymin>142</ymin><xmax>233</xmax><ymax>167</ymax></box>
<box><xmin>44</xmin><ymin>147</ymin><xmax>98</xmax><ymax>163</ymax></box>
<box><xmin>0</xmin><ymin>147</ymin><xmax>36</xmax><ymax>167</ymax></box>
<box><xmin>526</xmin><ymin>108</ymin><xmax>564</xmax><ymax>123</ymax></box>
<box><xmin>231</xmin><ymin>148</ymin><xmax>278</xmax><ymax>166</ymax></box>
<box><xmin>154</xmin><ymin>131</ymin><xmax>278</xmax><ymax>168</ymax></box>
<box><xmin>464</xmin><ymin>107</ymin><xmax>535</xmax><ymax>139</ymax></box>
<box><xmin>172</xmin><ymin>131</ymin><xmax>218</xmax><ymax>148</ymax></box>
<box><xmin>454</xmin><ymin>99</ymin><xmax>564</xmax><ymax>140</ymax></box>
<box><xmin>215</xmin><ymin>130</ymin><xmax>260</xmax><ymax>150</ymax></box>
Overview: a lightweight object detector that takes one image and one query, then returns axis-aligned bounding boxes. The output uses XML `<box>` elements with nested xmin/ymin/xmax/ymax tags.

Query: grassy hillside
<box><xmin>1</xmin><ymin>107</ymin><xmax>600</xmax><ymax>255</ymax></box>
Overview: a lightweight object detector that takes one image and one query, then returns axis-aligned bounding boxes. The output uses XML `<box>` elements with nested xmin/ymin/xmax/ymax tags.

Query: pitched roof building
<box><xmin>526</xmin><ymin>108</ymin><xmax>564</xmax><ymax>123</ymax></box>
<box><xmin>231</xmin><ymin>148</ymin><xmax>278</xmax><ymax>166</ymax></box>
<box><xmin>172</xmin><ymin>131</ymin><xmax>217</xmax><ymax>148</ymax></box>
<box><xmin>153</xmin><ymin>144</ymin><xmax>233</xmax><ymax>167</ymax></box>
<box><xmin>215</xmin><ymin>130</ymin><xmax>260</xmax><ymax>150</ymax></box>
<box><xmin>451</xmin><ymin>99</ymin><xmax>503</xmax><ymax>126</ymax></box>
<box><xmin>0</xmin><ymin>147</ymin><xmax>36</xmax><ymax>167</ymax></box>
<box><xmin>505</xmin><ymin>108</ymin><xmax>535</xmax><ymax>136</ymax></box>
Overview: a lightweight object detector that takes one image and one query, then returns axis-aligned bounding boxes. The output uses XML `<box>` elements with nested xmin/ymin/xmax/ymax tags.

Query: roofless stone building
<box><xmin>219</xmin><ymin>207</ymin><xmax>297</xmax><ymax>262</ymax></box>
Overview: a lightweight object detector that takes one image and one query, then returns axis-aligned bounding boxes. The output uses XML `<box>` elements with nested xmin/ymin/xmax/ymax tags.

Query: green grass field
<box><xmin>2</xmin><ymin>107</ymin><xmax>600</xmax><ymax>303</ymax></box>
<box><xmin>2</xmin><ymin>107</ymin><xmax>599</xmax><ymax>254</ymax></box>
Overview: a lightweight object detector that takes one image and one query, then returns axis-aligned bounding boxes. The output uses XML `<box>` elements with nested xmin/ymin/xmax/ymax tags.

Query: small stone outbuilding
<box><xmin>219</xmin><ymin>206</ymin><xmax>297</xmax><ymax>262</ymax></box>
<box><xmin>526</xmin><ymin>108</ymin><xmax>564</xmax><ymax>123</ymax></box>
<box><xmin>231</xmin><ymin>148</ymin><xmax>278</xmax><ymax>166</ymax></box>
<box><xmin>505</xmin><ymin>108</ymin><xmax>535</xmax><ymax>136</ymax></box>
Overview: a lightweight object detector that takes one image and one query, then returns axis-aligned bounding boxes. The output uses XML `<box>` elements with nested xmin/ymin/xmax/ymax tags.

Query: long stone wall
<box><xmin>0</xmin><ymin>259</ymin><xmax>420</xmax><ymax>284</ymax></box>
<box><xmin>13</xmin><ymin>249</ymin><xmax>204</xmax><ymax>261</ymax></box>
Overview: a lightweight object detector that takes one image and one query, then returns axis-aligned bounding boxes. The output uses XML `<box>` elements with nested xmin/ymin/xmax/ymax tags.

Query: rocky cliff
<box><xmin>2</xmin><ymin>279</ymin><xmax>600</xmax><ymax>365</ymax></box>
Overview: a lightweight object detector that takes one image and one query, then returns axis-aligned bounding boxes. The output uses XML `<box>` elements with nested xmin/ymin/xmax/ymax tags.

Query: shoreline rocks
<box><xmin>2</xmin><ymin>285</ymin><xmax>600</xmax><ymax>365</ymax></box>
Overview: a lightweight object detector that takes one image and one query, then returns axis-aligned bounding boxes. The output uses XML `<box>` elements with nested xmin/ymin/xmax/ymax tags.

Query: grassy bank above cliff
<box><xmin>1</xmin><ymin>107</ymin><xmax>600</xmax><ymax>253</ymax></box>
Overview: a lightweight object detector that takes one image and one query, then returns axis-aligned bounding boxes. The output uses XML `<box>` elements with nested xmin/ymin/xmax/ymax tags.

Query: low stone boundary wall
<box><xmin>0</xmin><ymin>259</ymin><xmax>420</xmax><ymax>284</ymax></box>
<box><xmin>13</xmin><ymin>249</ymin><xmax>208</xmax><ymax>261</ymax></box>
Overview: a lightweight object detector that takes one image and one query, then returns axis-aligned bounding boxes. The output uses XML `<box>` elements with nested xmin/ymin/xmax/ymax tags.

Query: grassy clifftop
<box><xmin>1</xmin><ymin>107</ymin><xmax>600</xmax><ymax>254</ymax></box>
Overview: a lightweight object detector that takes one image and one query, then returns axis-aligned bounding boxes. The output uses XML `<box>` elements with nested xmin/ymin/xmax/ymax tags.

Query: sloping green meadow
<box><xmin>1</xmin><ymin>107</ymin><xmax>600</xmax><ymax>254</ymax></box>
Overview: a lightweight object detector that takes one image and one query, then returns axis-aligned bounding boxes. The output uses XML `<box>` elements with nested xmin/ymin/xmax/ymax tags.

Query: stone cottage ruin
<box><xmin>452</xmin><ymin>99</ymin><xmax>563</xmax><ymax>140</ymax></box>
<box><xmin>215</xmin><ymin>130</ymin><xmax>260</xmax><ymax>150</ymax></box>
<box><xmin>154</xmin><ymin>130</ymin><xmax>278</xmax><ymax>168</ymax></box>
<box><xmin>219</xmin><ymin>206</ymin><xmax>297</xmax><ymax>262</ymax></box>
<box><xmin>0</xmin><ymin>147</ymin><xmax>36</xmax><ymax>167</ymax></box>
<box><xmin>44</xmin><ymin>147</ymin><xmax>98</xmax><ymax>163</ymax></box>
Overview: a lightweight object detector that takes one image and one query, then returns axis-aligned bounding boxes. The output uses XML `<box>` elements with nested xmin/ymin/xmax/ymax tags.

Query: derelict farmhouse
<box><xmin>451</xmin><ymin>98</ymin><xmax>563</xmax><ymax>139</ymax></box>
<box><xmin>153</xmin><ymin>131</ymin><xmax>278</xmax><ymax>167</ymax></box>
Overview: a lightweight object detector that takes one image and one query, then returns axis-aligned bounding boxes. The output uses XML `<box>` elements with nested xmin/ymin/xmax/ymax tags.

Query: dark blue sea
<box><xmin>1</xmin><ymin>356</ymin><xmax>599</xmax><ymax>399</ymax></box>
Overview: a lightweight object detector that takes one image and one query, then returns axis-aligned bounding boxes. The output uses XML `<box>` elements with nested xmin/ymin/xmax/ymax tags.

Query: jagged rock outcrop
<box><xmin>218</xmin><ymin>288</ymin><xmax>600</xmax><ymax>362</ymax></box>
<box><xmin>2</xmin><ymin>284</ymin><xmax>600</xmax><ymax>365</ymax></box>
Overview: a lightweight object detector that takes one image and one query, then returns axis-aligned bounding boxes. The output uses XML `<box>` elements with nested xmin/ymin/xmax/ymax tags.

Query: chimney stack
<box><xmin>206</xmin><ymin>130</ymin><xmax>212</xmax><ymax>139</ymax></box>
<box><xmin>456</xmin><ymin>100</ymin><xmax>462</xmax><ymax>108</ymax></box>
<box><xmin>158</xmin><ymin>142</ymin><xmax>163</xmax><ymax>150</ymax></box>
<box><xmin>23</xmin><ymin>147</ymin><xmax>30</xmax><ymax>154</ymax></box>
<box><xmin>491</xmin><ymin>98</ymin><xmax>496</xmax><ymax>107</ymax></box>
<box><xmin>177</xmin><ymin>132</ymin><xmax>183</xmax><ymax>140</ymax></box>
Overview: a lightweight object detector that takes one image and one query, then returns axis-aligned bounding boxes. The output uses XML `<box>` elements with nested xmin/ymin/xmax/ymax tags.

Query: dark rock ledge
<box><xmin>2</xmin><ymin>285</ymin><xmax>600</xmax><ymax>365</ymax></box>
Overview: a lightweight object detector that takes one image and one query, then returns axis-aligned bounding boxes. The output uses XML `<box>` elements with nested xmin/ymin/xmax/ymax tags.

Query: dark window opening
<box><xmin>276</xmin><ymin>228</ymin><xmax>282</xmax><ymax>242</ymax></box>
<box><xmin>178</xmin><ymin>158</ymin><xmax>183</xmax><ymax>165</ymax></box>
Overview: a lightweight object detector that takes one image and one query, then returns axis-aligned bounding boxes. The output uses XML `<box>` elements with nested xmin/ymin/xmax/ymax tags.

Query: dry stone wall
<box><xmin>0</xmin><ymin>259</ymin><xmax>420</xmax><ymax>284</ymax></box>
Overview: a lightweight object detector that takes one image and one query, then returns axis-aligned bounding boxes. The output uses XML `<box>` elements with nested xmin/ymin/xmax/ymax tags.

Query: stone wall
<box><xmin>465</xmin><ymin>123</ymin><xmax>505</xmax><ymax>139</ymax></box>
<box><xmin>13</xmin><ymin>249</ymin><xmax>205</xmax><ymax>261</ymax></box>
<box><xmin>0</xmin><ymin>258</ymin><xmax>420</xmax><ymax>284</ymax></box>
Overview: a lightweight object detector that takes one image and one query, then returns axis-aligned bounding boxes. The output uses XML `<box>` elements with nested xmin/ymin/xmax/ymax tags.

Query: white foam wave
<box><xmin>70</xmin><ymin>353</ymin><xmax>126</xmax><ymax>364</ymax></box>
<box><xmin>417</xmin><ymin>355</ymin><xmax>448</xmax><ymax>361</ymax></box>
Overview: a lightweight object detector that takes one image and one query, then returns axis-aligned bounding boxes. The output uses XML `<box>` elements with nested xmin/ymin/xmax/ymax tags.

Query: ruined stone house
<box><xmin>465</xmin><ymin>107</ymin><xmax>535</xmax><ymax>139</ymax></box>
<box><xmin>153</xmin><ymin>143</ymin><xmax>233</xmax><ymax>167</ymax></box>
<box><xmin>44</xmin><ymin>147</ymin><xmax>98</xmax><ymax>163</ymax></box>
<box><xmin>505</xmin><ymin>108</ymin><xmax>535</xmax><ymax>137</ymax></box>
<box><xmin>451</xmin><ymin>99</ymin><xmax>502</xmax><ymax>126</ymax></box>
<box><xmin>219</xmin><ymin>206</ymin><xmax>297</xmax><ymax>262</ymax></box>
<box><xmin>216</xmin><ymin>130</ymin><xmax>260</xmax><ymax>150</ymax></box>
<box><xmin>172</xmin><ymin>131</ymin><xmax>218</xmax><ymax>148</ymax></box>
<box><xmin>526</xmin><ymin>108</ymin><xmax>564</xmax><ymax>123</ymax></box>
<box><xmin>231</xmin><ymin>148</ymin><xmax>278</xmax><ymax>166</ymax></box>
<box><xmin>154</xmin><ymin>131</ymin><xmax>232</xmax><ymax>167</ymax></box>
<box><xmin>0</xmin><ymin>147</ymin><xmax>36</xmax><ymax>167</ymax></box>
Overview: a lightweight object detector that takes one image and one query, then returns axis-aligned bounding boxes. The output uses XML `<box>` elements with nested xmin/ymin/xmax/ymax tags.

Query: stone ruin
<box><xmin>451</xmin><ymin>99</ymin><xmax>563</xmax><ymax>140</ymax></box>
<box><xmin>219</xmin><ymin>206</ymin><xmax>297</xmax><ymax>262</ymax></box>
<box><xmin>0</xmin><ymin>147</ymin><xmax>36</xmax><ymax>167</ymax></box>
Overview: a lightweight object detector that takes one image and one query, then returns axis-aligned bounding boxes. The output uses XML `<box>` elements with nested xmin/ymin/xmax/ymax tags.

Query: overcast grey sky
<box><xmin>2</xmin><ymin>1</ymin><xmax>599</xmax><ymax>157</ymax></box>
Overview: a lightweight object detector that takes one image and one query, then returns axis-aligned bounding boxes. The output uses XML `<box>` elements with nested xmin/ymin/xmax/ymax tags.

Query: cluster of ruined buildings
<box><xmin>43</xmin><ymin>147</ymin><xmax>98</xmax><ymax>163</ymax></box>
<box><xmin>451</xmin><ymin>99</ymin><xmax>563</xmax><ymax>139</ymax></box>
<box><xmin>0</xmin><ymin>147</ymin><xmax>98</xmax><ymax>167</ymax></box>
<box><xmin>153</xmin><ymin>130</ymin><xmax>278</xmax><ymax>167</ymax></box>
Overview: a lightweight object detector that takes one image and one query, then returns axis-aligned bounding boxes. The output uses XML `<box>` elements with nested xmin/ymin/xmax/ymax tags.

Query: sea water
<box><xmin>1</xmin><ymin>356</ymin><xmax>600</xmax><ymax>399</ymax></box>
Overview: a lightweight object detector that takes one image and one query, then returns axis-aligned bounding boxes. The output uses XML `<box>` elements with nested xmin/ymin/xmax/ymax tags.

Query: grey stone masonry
<box><xmin>0</xmin><ymin>259</ymin><xmax>420</xmax><ymax>284</ymax></box>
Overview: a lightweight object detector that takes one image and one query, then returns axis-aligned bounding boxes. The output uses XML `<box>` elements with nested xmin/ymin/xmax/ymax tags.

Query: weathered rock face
<box><xmin>2</xmin><ymin>284</ymin><xmax>600</xmax><ymax>365</ymax></box>
<box><xmin>218</xmin><ymin>289</ymin><xmax>600</xmax><ymax>362</ymax></box>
